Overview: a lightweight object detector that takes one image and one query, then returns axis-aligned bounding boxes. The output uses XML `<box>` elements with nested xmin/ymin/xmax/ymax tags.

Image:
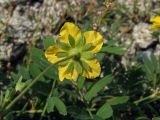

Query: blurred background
<box><xmin>0</xmin><ymin>0</ymin><xmax>159</xmax><ymax>68</ymax></box>
<box><xmin>0</xmin><ymin>0</ymin><xmax>160</xmax><ymax>119</ymax></box>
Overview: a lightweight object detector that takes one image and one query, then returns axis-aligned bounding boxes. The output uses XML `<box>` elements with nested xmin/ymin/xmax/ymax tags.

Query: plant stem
<box><xmin>74</xmin><ymin>80</ymin><xmax>94</xmax><ymax>119</ymax></box>
<box><xmin>40</xmin><ymin>79</ymin><xmax>56</xmax><ymax>118</ymax></box>
<box><xmin>5</xmin><ymin>64</ymin><xmax>53</xmax><ymax>111</ymax></box>
<box><xmin>153</xmin><ymin>74</ymin><xmax>157</xmax><ymax>90</ymax></box>
<box><xmin>4</xmin><ymin>56</ymin><xmax>73</xmax><ymax>112</ymax></box>
<box><xmin>134</xmin><ymin>93</ymin><xmax>156</xmax><ymax>105</ymax></box>
<box><xmin>86</xmin><ymin>108</ymin><xmax>93</xmax><ymax>119</ymax></box>
<box><xmin>15</xmin><ymin>110</ymin><xmax>43</xmax><ymax>114</ymax></box>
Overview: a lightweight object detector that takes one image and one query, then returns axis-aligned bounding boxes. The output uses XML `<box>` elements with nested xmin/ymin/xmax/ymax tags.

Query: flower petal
<box><xmin>59</xmin><ymin>22</ymin><xmax>81</xmax><ymax>44</ymax></box>
<box><xmin>82</xmin><ymin>59</ymin><xmax>101</xmax><ymax>79</ymax></box>
<box><xmin>150</xmin><ymin>16</ymin><xmax>160</xmax><ymax>24</ymax></box>
<box><xmin>45</xmin><ymin>45</ymin><xmax>65</xmax><ymax>63</ymax></box>
<box><xmin>65</xmin><ymin>68</ymin><xmax>78</xmax><ymax>81</ymax></box>
<box><xmin>58</xmin><ymin>64</ymin><xmax>68</xmax><ymax>81</ymax></box>
<box><xmin>151</xmin><ymin>23</ymin><xmax>160</xmax><ymax>29</ymax></box>
<box><xmin>84</xmin><ymin>31</ymin><xmax>103</xmax><ymax>53</ymax></box>
<box><xmin>58</xmin><ymin>64</ymin><xmax>78</xmax><ymax>81</ymax></box>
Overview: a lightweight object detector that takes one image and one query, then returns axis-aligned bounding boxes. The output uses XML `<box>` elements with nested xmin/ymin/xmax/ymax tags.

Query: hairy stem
<box><xmin>134</xmin><ymin>92</ymin><xmax>156</xmax><ymax>105</ymax></box>
<box><xmin>40</xmin><ymin>79</ymin><xmax>56</xmax><ymax>118</ymax></box>
<box><xmin>4</xmin><ymin>56</ymin><xmax>73</xmax><ymax>112</ymax></box>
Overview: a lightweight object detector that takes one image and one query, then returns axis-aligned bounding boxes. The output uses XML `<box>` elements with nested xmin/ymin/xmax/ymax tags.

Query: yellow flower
<box><xmin>45</xmin><ymin>22</ymin><xmax>103</xmax><ymax>81</ymax></box>
<box><xmin>150</xmin><ymin>16</ymin><xmax>160</xmax><ymax>30</ymax></box>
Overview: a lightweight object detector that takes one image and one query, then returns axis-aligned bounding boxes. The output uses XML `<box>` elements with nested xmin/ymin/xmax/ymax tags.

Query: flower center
<box><xmin>69</xmin><ymin>48</ymin><xmax>81</xmax><ymax>61</ymax></box>
<box><xmin>73</xmin><ymin>53</ymin><xmax>81</xmax><ymax>61</ymax></box>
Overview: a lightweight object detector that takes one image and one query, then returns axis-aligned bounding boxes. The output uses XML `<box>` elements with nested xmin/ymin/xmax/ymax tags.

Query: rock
<box><xmin>121</xmin><ymin>22</ymin><xmax>160</xmax><ymax>66</ymax></box>
<box><xmin>154</xmin><ymin>44</ymin><xmax>160</xmax><ymax>57</ymax></box>
<box><xmin>8</xmin><ymin>5</ymin><xmax>36</xmax><ymax>42</ymax></box>
<box><xmin>132</xmin><ymin>23</ymin><xmax>155</xmax><ymax>49</ymax></box>
<box><xmin>0</xmin><ymin>0</ymin><xmax>77</xmax><ymax>62</ymax></box>
<box><xmin>117</xmin><ymin>0</ymin><xmax>160</xmax><ymax>13</ymax></box>
<box><xmin>0</xmin><ymin>41</ymin><xmax>13</xmax><ymax>61</ymax></box>
<box><xmin>0</xmin><ymin>0</ymin><xmax>28</xmax><ymax>7</ymax></box>
<box><xmin>0</xmin><ymin>0</ymin><xmax>10</xmax><ymax>6</ymax></box>
<box><xmin>0</xmin><ymin>7</ymin><xmax>9</xmax><ymax>35</ymax></box>
<box><xmin>121</xmin><ymin>23</ymin><xmax>159</xmax><ymax>67</ymax></box>
<box><xmin>12</xmin><ymin>0</ymin><xmax>27</xmax><ymax>3</ymax></box>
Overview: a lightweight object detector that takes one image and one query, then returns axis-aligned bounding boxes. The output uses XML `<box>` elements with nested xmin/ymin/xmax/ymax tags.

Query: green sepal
<box><xmin>68</xmin><ymin>35</ymin><xmax>75</xmax><ymax>47</ymax></box>
<box><xmin>82</xmin><ymin>43</ymin><xmax>93</xmax><ymax>51</ymax></box>
<box><xmin>77</xmin><ymin>76</ymin><xmax>85</xmax><ymax>89</ymax></box>
<box><xmin>58</xmin><ymin>59</ymin><xmax>71</xmax><ymax>66</ymax></box>
<box><xmin>81</xmin><ymin>60</ymin><xmax>92</xmax><ymax>72</ymax></box>
<box><xmin>67</xmin><ymin>62</ymin><xmax>74</xmax><ymax>74</ymax></box>
<box><xmin>57</xmin><ymin>41</ymin><xmax>71</xmax><ymax>50</ymax></box>
<box><xmin>56</xmin><ymin>52</ymin><xmax>68</xmax><ymax>58</ymax></box>
<box><xmin>81</xmin><ymin>52</ymin><xmax>95</xmax><ymax>60</ymax></box>
<box><xmin>76</xmin><ymin>33</ymin><xmax>85</xmax><ymax>47</ymax></box>
<box><xmin>74</xmin><ymin>61</ymin><xmax>82</xmax><ymax>74</ymax></box>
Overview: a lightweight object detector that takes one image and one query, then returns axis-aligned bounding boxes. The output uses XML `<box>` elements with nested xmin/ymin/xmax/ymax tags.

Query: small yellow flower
<box><xmin>150</xmin><ymin>16</ymin><xmax>160</xmax><ymax>30</ymax></box>
<box><xmin>45</xmin><ymin>22</ymin><xmax>103</xmax><ymax>81</ymax></box>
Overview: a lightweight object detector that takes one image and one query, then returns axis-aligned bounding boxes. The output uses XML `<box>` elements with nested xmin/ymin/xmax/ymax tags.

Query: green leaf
<box><xmin>75</xmin><ymin>113</ymin><xmax>92</xmax><ymax>120</ymax></box>
<box><xmin>47</xmin><ymin>96</ymin><xmax>55</xmax><ymax>113</ymax></box>
<box><xmin>83</xmin><ymin>21</ymin><xmax>92</xmax><ymax>31</ymax></box>
<box><xmin>106</xmin><ymin>40</ymin><xmax>117</xmax><ymax>46</ymax></box>
<box><xmin>29</xmin><ymin>63</ymin><xmax>44</xmax><ymax>80</ymax></box>
<box><xmin>84</xmin><ymin>75</ymin><xmax>113</xmax><ymax>101</ymax></box>
<box><xmin>47</xmin><ymin>96</ymin><xmax>67</xmax><ymax>115</ymax></box>
<box><xmin>11</xmin><ymin>72</ymin><xmax>21</xmax><ymax>82</ymax></box>
<box><xmin>53</xmin><ymin>97</ymin><xmax>67</xmax><ymax>115</ymax></box>
<box><xmin>100</xmin><ymin>46</ymin><xmax>125</xmax><ymax>55</ymax></box>
<box><xmin>62</xmin><ymin>89</ymin><xmax>79</xmax><ymax>98</ymax></box>
<box><xmin>108</xmin><ymin>96</ymin><xmax>129</xmax><ymax>106</ymax></box>
<box><xmin>4</xmin><ymin>89</ymin><xmax>11</xmax><ymax>103</ymax></box>
<box><xmin>18</xmin><ymin>66</ymin><xmax>30</xmax><ymax>80</ymax></box>
<box><xmin>157</xmin><ymin>56</ymin><xmax>160</xmax><ymax>72</ymax></box>
<box><xmin>150</xmin><ymin>54</ymin><xmax>158</xmax><ymax>71</ymax></box>
<box><xmin>111</xmin><ymin>21</ymin><xmax>120</xmax><ymax>33</ymax></box>
<box><xmin>142</xmin><ymin>54</ymin><xmax>160</xmax><ymax>88</ymax></box>
<box><xmin>43</xmin><ymin>36</ymin><xmax>55</xmax><ymax>49</ymax></box>
<box><xmin>93</xmin><ymin>116</ymin><xmax>104</xmax><ymax>120</ymax></box>
<box><xmin>136</xmin><ymin>117</ymin><xmax>149</xmax><ymax>120</ymax></box>
<box><xmin>143</xmin><ymin>56</ymin><xmax>154</xmax><ymax>74</ymax></box>
<box><xmin>96</xmin><ymin>103</ymin><xmax>113</xmax><ymax>119</ymax></box>
<box><xmin>31</xmin><ymin>47</ymin><xmax>44</xmax><ymax>63</ymax></box>
<box><xmin>68</xmin><ymin>35</ymin><xmax>75</xmax><ymax>47</ymax></box>
<box><xmin>15</xmin><ymin>76</ymin><xmax>32</xmax><ymax>92</ymax></box>
<box><xmin>152</xmin><ymin>117</ymin><xmax>160</xmax><ymax>120</ymax></box>
<box><xmin>43</xmin><ymin>65</ymin><xmax>58</xmax><ymax>79</ymax></box>
<box><xmin>15</xmin><ymin>76</ymin><xmax>25</xmax><ymax>91</ymax></box>
<box><xmin>77</xmin><ymin>76</ymin><xmax>85</xmax><ymax>89</ymax></box>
